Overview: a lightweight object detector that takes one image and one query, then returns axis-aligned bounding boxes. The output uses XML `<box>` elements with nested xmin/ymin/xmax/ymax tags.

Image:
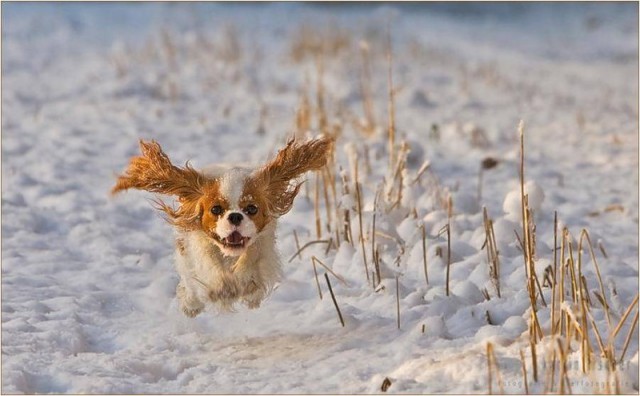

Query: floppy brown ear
<box><xmin>255</xmin><ymin>136</ymin><xmax>333</xmax><ymax>216</ymax></box>
<box><xmin>111</xmin><ymin>139</ymin><xmax>204</xmax><ymax>201</ymax></box>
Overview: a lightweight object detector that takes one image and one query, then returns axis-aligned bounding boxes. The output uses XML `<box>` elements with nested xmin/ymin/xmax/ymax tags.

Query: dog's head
<box><xmin>112</xmin><ymin>137</ymin><xmax>332</xmax><ymax>256</ymax></box>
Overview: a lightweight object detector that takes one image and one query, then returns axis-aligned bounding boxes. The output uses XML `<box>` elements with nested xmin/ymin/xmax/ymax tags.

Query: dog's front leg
<box><xmin>207</xmin><ymin>271</ymin><xmax>240</xmax><ymax>308</ymax></box>
<box><xmin>174</xmin><ymin>244</ymin><xmax>206</xmax><ymax>317</ymax></box>
<box><xmin>231</xmin><ymin>255</ymin><xmax>265</xmax><ymax>309</ymax></box>
<box><xmin>176</xmin><ymin>281</ymin><xmax>205</xmax><ymax>317</ymax></box>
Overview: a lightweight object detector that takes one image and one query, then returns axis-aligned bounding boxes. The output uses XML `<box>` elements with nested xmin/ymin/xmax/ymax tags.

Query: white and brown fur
<box><xmin>112</xmin><ymin>137</ymin><xmax>332</xmax><ymax>316</ymax></box>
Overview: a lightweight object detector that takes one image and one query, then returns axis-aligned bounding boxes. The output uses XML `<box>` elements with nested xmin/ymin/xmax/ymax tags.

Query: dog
<box><xmin>112</xmin><ymin>137</ymin><xmax>332</xmax><ymax>316</ymax></box>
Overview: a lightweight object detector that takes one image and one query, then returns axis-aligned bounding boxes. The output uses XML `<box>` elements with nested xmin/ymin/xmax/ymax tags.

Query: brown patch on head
<box><xmin>238</xmin><ymin>179</ymin><xmax>271</xmax><ymax>232</ymax></box>
<box><xmin>251</xmin><ymin>136</ymin><xmax>333</xmax><ymax>217</ymax></box>
<box><xmin>197</xmin><ymin>181</ymin><xmax>231</xmax><ymax>237</ymax></box>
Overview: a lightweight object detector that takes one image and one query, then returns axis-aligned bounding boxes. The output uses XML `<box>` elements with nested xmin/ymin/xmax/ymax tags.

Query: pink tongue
<box><xmin>227</xmin><ymin>231</ymin><xmax>243</xmax><ymax>244</ymax></box>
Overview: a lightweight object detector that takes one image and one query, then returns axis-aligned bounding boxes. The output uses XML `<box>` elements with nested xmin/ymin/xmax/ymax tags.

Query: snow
<box><xmin>2</xmin><ymin>2</ymin><xmax>638</xmax><ymax>394</ymax></box>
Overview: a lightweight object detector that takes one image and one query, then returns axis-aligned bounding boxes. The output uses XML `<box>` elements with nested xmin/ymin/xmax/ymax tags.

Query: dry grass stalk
<box><xmin>312</xmin><ymin>256</ymin><xmax>348</xmax><ymax>287</ymax></box>
<box><xmin>478</xmin><ymin>157</ymin><xmax>499</xmax><ymax>202</ymax></box>
<box><xmin>315</xmin><ymin>53</ymin><xmax>328</xmax><ymax>134</ymax></box>
<box><xmin>421</xmin><ymin>224</ymin><xmax>429</xmax><ymax>285</ymax></box>
<box><xmin>556</xmin><ymin>338</ymin><xmax>572</xmax><ymax>394</ymax></box>
<box><xmin>485</xmin><ymin>310</ymin><xmax>493</xmax><ymax>325</ymax></box>
<box><xmin>578</xmin><ymin>229</ymin><xmax>612</xmax><ymax>328</ymax></box>
<box><xmin>395</xmin><ymin>275</ymin><xmax>401</xmax><ymax>329</ymax></box>
<box><xmin>567</xmin><ymin>239</ymin><xmax>579</xmax><ymax>303</ymax></box>
<box><xmin>325</xmin><ymin>237</ymin><xmax>334</xmax><ymax>256</ymax></box>
<box><xmin>391</xmin><ymin>141</ymin><xmax>409</xmax><ymax>210</ymax></box>
<box><xmin>321</xmin><ymin>167</ymin><xmax>334</xmax><ymax>236</ymax></box>
<box><xmin>293</xmin><ymin>230</ymin><xmax>302</xmax><ymax>258</ymax></box>
<box><xmin>518</xmin><ymin>121</ymin><xmax>544</xmax><ymax>341</ymax></box>
<box><xmin>314</xmin><ymin>173</ymin><xmax>322</xmax><ymax>239</ymax></box>
<box><xmin>529</xmin><ymin>314</ymin><xmax>539</xmax><ymax>382</ymax></box>
<box><xmin>445</xmin><ymin>223</ymin><xmax>451</xmax><ymax>296</ymax></box>
<box><xmin>411</xmin><ymin>160</ymin><xmax>431</xmax><ymax>186</ymax></box>
<box><xmin>324</xmin><ymin>273</ymin><xmax>345</xmax><ymax>327</ymax></box>
<box><xmin>339</xmin><ymin>168</ymin><xmax>354</xmax><ymax>246</ymax></box>
<box><xmin>610</xmin><ymin>293</ymin><xmax>639</xmax><ymax>342</ymax></box>
<box><xmin>586</xmin><ymin>309</ymin><xmax>607</xmax><ymax>357</ymax></box>
<box><xmin>324</xmin><ymin>149</ymin><xmax>340</xmax><ymax>242</ymax></box>
<box><xmin>374</xmin><ymin>245</ymin><xmax>382</xmax><ymax>288</ymax></box>
<box><xmin>486</xmin><ymin>342</ymin><xmax>504</xmax><ymax>394</ymax></box>
<box><xmin>354</xmin><ymin>160</ymin><xmax>370</xmax><ymax>283</ymax></box>
<box><xmin>380</xmin><ymin>377</ymin><xmax>392</xmax><ymax>392</ymax></box>
<box><xmin>487</xmin><ymin>343</ymin><xmax>494</xmax><ymax>395</ymax></box>
<box><xmin>220</xmin><ymin>24</ymin><xmax>242</xmax><ymax>64</ymax></box>
<box><xmin>519</xmin><ymin>349</ymin><xmax>530</xmax><ymax>394</ymax></box>
<box><xmin>288</xmin><ymin>239</ymin><xmax>330</xmax><ymax>263</ymax></box>
<box><xmin>386</xmin><ymin>23</ymin><xmax>396</xmax><ymax>171</ymax></box>
<box><xmin>619</xmin><ymin>309</ymin><xmax>639</xmax><ymax>363</ymax></box>
<box><xmin>483</xmin><ymin>207</ymin><xmax>501</xmax><ymax>298</ymax></box>
<box><xmin>543</xmin><ymin>348</ymin><xmax>556</xmax><ymax>393</ymax></box>
<box><xmin>552</xmin><ymin>211</ymin><xmax>558</xmax><ymax>332</ymax></box>
<box><xmin>296</xmin><ymin>88</ymin><xmax>312</xmax><ymax>135</ymax></box>
<box><xmin>598</xmin><ymin>240</ymin><xmax>608</xmax><ymax>258</ymax></box>
<box><xmin>358</xmin><ymin>41</ymin><xmax>376</xmax><ymax>136</ymax></box>
<box><xmin>312</xmin><ymin>258</ymin><xmax>323</xmax><ymax>300</ymax></box>
<box><xmin>371</xmin><ymin>188</ymin><xmax>379</xmax><ymax>285</ymax></box>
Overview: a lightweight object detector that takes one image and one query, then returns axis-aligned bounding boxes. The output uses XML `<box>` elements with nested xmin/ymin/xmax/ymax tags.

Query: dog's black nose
<box><xmin>228</xmin><ymin>212</ymin><xmax>243</xmax><ymax>225</ymax></box>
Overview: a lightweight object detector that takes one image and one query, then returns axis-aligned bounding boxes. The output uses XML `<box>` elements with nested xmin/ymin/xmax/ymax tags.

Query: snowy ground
<box><xmin>2</xmin><ymin>3</ymin><xmax>638</xmax><ymax>394</ymax></box>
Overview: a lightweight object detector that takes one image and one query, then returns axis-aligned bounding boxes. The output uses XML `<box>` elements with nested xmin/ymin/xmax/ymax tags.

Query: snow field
<box><xmin>2</xmin><ymin>3</ymin><xmax>638</xmax><ymax>393</ymax></box>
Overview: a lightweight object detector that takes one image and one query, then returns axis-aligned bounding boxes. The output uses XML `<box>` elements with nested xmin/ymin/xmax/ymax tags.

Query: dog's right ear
<box><xmin>111</xmin><ymin>140</ymin><xmax>204</xmax><ymax>201</ymax></box>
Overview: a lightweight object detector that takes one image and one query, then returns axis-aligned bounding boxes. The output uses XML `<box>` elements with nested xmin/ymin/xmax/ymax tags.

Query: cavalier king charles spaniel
<box><xmin>112</xmin><ymin>137</ymin><xmax>332</xmax><ymax>317</ymax></box>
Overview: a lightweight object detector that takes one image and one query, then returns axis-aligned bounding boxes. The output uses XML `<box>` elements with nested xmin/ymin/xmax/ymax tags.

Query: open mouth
<box><xmin>218</xmin><ymin>231</ymin><xmax>250</xmax><ymax>249</ymax></box>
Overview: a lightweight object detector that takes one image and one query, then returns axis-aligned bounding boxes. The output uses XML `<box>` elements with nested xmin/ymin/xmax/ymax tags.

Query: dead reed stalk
<box><xmin>358</xmin><ymin>41</ymin><xmax>376</xmax><ymax>136</ymax></box>
<box><xmin>519</xmin><ymin>349</ymin><xmax>529</xmax><ymax>394</ymax></box>
<box><xmin>324</xmin><ymin>273</ymin><xmax>345</xmax><ymax>327</ymax></box>
<box><xmin>519</xmin><ymin>121</ymin><xmax>543</xmax><ymax>341</ymax></box>
<box><xmin>312</xmin><ymin>258</ymin><xmax>323</xmax><ymax>300</ymax></box>
<box><xmin>354</xmin><ymin>160</ymin><xmax>370</xmax><ymax>283</ymax></box>
<box><xmin>444</xmin><ymin>223</ymin><xmax>452</xmax><ymax>296</ymax></box>
<box><xmin>288</xmin><ymin>239</ymin><xmax>330</xmax><ymax>263</ymax></box>
<box><xmin>395</xmin><ymin>275</ymin><xmax>401</xmax><ymax>329</ymax></box>
<box><xmin>483</xmin><ymin>207</ymin><xmax>501</xmax><ymax>298</ymax></box>
<box><xmin>421</xmin><ymin>224</ymin><xmax>429</xmax><ymax>286</ymax></box>
<box><xmin>312</xmin><ymin>256</ymin><xmax>348</xmax><ymax>286</ymax></box>
<box><xmin>486</xmin><ymin>342</ymin><xmax>504</xmax><ymax>394</ymax></box>
<box><xmin>386</xmin><ymin>23</ymin><xmax>396</xmax><ymax>171</ymax></box>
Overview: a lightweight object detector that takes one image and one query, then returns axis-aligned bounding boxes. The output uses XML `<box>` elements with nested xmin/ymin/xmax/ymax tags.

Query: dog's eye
<box><xmin>211</xmin><ymin>205</ymin><xmax>223</xmax><ymax>215</ymax></box>
<box><xmin>245</xmin><ymin>204</ymin><xmax>258</xmax><ymax>215</ymax></box>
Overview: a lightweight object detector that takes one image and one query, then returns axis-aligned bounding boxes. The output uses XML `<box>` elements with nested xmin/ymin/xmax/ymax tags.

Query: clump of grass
<box><xmin>290</xmin><ymin>24</ymin><xmax>351</xmax><ymax>63</ymax></box>
<box><xmin>483</xmin><ymin>120</ymin><xmax>640</xmax><ymax>394</ymax></box>
<box><xmin>283</xmin><ymin>26</ymin><xmax>637</xmax><ymax>394</ymax></box>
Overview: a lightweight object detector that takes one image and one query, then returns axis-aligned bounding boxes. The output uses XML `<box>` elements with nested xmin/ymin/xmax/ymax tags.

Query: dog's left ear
<box><xmin>112</xmin><ymin>139</ymin><xmax>205</xmax><ymax>201</ymax></box>
<box><xmin>254</xmin><ymin>136</ymin><xmax>333</xmax><ymax>216</ymax></box>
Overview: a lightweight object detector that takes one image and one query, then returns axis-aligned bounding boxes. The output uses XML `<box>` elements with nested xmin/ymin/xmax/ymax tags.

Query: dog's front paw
<box><xmin>208</xmin><ymin>282</ymin><xmax>240</xmax><ymax>302</ymax></box>
<box><xmin>177</xmin><ymin>283</ymin><xmax>205</xmax><ymax>318</ymax></box>
<box><xmin>181</xmin><ymin>304</ymin><xmax>204</xmax><ymax>318</ymax></box>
